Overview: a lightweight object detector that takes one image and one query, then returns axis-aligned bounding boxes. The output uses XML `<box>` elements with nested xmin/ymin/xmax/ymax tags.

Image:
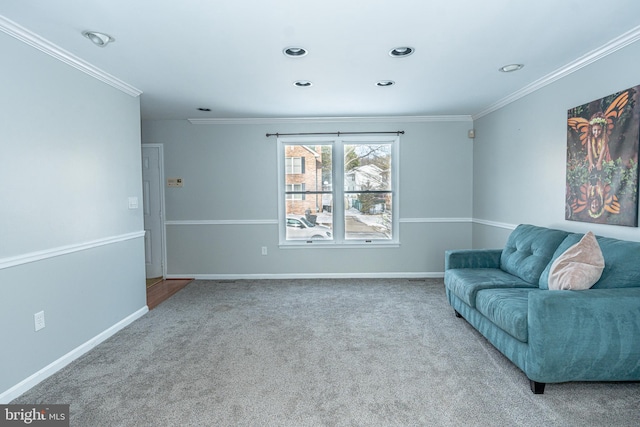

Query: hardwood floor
<box><xmin>146</xmin><ymin>279</ymin><xmax>193</xmax><ymax>310</ymax></box>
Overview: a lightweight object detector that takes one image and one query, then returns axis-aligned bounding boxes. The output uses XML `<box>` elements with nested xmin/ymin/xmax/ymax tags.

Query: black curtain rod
<box><xmin>265</xmin><ymin>130</ymin><xmax>404</xmax><ymax>137</ymax></box>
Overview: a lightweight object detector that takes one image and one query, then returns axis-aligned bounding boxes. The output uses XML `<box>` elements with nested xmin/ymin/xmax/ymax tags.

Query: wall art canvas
<box><xmin>566</xmin><ymin>85</ymin><xmax>640</xmax><ymax>227</ymax></box>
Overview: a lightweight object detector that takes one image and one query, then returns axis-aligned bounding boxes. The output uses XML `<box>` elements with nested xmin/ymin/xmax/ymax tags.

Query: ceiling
<box><xmin>2</xmin><ymin>0</ymin><xmax>640</xmax><ymax>121</ymax></box>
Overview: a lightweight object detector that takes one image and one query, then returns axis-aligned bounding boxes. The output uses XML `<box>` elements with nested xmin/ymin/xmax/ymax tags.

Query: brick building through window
<box><xmin>285</xmin><ymin>145</ymin><xmax>323</xmax><ymax>216</ymax></box>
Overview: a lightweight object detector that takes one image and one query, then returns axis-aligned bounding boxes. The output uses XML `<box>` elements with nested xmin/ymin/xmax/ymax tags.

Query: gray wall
<box><xmin>0</xmin><ymin>32</ymin><xmax>146</xmax><ymax>398</ymax></box>
<box><xmin>141</xmin><ymin>119</ymin><xmax>474</xmax><ymax>277</ymax></box>
<box><xmin>2</xmin><ymin>6</ymin><xmax>638</xmax><ymax>402</ymax></box>
<box><xmin>473</xmin><ymin>39</ymin><xmax>640</xmax><ymax>247</ymax></box>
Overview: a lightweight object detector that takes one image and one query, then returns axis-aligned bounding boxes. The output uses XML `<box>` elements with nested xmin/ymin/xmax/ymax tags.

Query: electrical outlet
<box><xmin>34</xmin><ymin>311</ymin><xmax>45</xmax><ymax>331</ymax></box>
<box><xmin>261</xmin><ymin>246</ymin><xmax>268</xmax><ymax>256</ymax></box>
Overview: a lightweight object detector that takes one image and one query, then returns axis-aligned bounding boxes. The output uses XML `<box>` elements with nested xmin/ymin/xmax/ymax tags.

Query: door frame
<box><xmin>142</xmin><ymin>143</ymin><xmax>167</xmax><ymax>278</ymax></box>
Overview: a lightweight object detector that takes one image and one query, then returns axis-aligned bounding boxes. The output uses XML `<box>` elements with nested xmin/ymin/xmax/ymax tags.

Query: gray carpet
<box><xmin>12</xmin><ymin>279</ymin><xmax>640</xmax><ymax>426</ymax></box>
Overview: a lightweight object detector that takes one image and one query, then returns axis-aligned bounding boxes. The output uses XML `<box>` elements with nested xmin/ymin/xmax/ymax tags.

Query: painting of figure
<box><xmin>566</xmin><ymin>86</ymin><xmax>640</xmax><ymax>227</ymax></box>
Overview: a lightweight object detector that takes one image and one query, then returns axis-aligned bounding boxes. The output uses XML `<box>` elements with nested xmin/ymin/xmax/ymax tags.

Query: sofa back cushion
<box><xmin>500</xmin><ymin>224</ymin><xmax>570</xmax><ymax>285</ymax></box>
<box><xmin>540</xmin><ymin>233</ymin><xmax>640</xmax><ymax>289</ymax></box>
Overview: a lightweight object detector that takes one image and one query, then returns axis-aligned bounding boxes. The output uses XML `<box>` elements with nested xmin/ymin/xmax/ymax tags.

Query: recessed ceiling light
<box><xmin>499</xmin><ymin>64</ymin><xmax>524</xmax><ymax>73</ymax></box>
<box><xmin>283</xmin><ymin>47</ymin><xmax>308</xmax><ymax>57</ymax></box>
<box><xmin>294</xmin><ymin>80</ymin><xmax>313</xmax><ymax>87</ymax></box>
<box><xmin>197</xmin><ymin>108</ymin><xmax>211</xmax><ymax>112</ymax></box>
<box><xmin>376</xmin><ymin>80</ymin><xmax>395</xmax><ymax>87</ymax></box>
<box><xmin>82</xmin><ymin>30</ymin><xmax>115</xmax><ymax>47</ymax></box>
<box><xmin>389</xmin><ymin>47</ymin><xmax>414</xmax><ymax>57</ymax></box>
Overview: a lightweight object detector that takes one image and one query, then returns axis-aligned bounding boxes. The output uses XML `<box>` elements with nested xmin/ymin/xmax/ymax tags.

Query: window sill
<box><xmin>279</xmin><ymin>241</ymin><xmax>400</xmax><ymax>249</ymax></box>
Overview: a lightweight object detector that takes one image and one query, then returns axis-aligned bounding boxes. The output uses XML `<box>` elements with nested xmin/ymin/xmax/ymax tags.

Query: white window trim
<box><xmin>277</xmin><ymin>135</ymin><xmax>400</xmax><ymax>247</ymax></box>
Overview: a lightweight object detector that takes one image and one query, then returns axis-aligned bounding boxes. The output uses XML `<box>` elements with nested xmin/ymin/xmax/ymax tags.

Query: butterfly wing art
<box><xmin>567</xmin><ymin>90</ymin><xmax>630</xmax><ymax>146</ymax></box>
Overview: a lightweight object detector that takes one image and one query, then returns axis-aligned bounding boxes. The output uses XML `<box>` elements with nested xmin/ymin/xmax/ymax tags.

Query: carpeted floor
<box><xmin>12</xmin><ymin>279</ymin><xmax>640</xmax><ymax>426</ymax></box>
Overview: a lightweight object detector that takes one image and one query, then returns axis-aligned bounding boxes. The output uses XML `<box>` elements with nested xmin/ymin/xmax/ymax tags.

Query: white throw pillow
<box><xmin>548</xmin><ymin>231</ymin><xmax>605</xmax><ymax>290</ymax></box>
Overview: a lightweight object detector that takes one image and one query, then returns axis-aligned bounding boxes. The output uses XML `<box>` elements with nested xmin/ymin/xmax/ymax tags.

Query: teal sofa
<box><xmin>444</xmin><ymin>224</ymin><xmax>640</xmax><ymax>394</ymax></box>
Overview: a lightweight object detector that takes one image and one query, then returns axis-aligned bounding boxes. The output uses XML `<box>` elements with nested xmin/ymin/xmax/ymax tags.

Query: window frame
<box><xmin>277</xmin><ymin>135</ymin><xmax>400</xmax><ymax>247</ymax></box>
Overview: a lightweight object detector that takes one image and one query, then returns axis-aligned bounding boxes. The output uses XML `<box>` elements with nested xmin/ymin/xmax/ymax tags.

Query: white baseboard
<box><xmin>0</xmin><ymin>306</ymin><xmax>149</xmax><ymax>404</ymax></box>
<box><xmin>167</xmin><ymin>272</ymin><xmax>444</xmax><ymax>280</ymax></box>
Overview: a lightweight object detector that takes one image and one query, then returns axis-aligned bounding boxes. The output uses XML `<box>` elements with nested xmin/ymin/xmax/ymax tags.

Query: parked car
<box><xmin>286</xmin><ymin>216</ymin><xmax>332</xmax><ymax>240</ymax></box>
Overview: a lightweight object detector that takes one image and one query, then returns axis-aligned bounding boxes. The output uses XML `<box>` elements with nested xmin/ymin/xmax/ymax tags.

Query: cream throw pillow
<box><xmin>548</xmin><ymin>231</ymin><xmax>605</xmax><ymax>290</ymax></box>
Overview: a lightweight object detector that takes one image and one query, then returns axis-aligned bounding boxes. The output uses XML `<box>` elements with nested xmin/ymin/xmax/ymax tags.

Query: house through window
<box><xmin>277</xmin><ymin>135</ymin><xmax>399</xmax><ymax>245</ymax></box>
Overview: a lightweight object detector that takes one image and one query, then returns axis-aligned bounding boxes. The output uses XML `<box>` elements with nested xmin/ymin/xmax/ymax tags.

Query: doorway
<box><xmin>142</xmin><ymin>144</ymin><xmax>165</xmax><ymax>280</ymax></box>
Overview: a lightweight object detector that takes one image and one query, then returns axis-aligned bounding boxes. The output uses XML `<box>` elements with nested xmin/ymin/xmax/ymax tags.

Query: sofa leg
<box><xmin>454</xmin><ymin>310</ymin><xmax>462</xmax><ymax>318</ymax></box>
<box><xmin>530</xmin><ymin>380</ymin><xmax>545</xmax><ymax>394</ymax></box>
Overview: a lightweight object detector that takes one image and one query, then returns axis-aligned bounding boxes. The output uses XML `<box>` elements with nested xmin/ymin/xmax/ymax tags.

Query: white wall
<box><xmin>141</xmin><ymin>119</ymin><xmax>475</xmax><ymax>278</ymax></box>
<box><xmin>473</xmin><ymin>39</ymin><xmax>640</xmax><ymax>247</ymax></box>
<box><xmin>0</xmin><ymin>31</ymin><xmax>146</xmax><ymax>400</ymax></box>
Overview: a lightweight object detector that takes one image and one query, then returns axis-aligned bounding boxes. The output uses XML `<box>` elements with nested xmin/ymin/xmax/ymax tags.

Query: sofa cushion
<box><xmin>548</xmin><ymin>231</ymin><xmax>604</xmax><ymax>290</ymax></box>
<box><xmin>476</xmin><ymin>288</ymin><xmax>535</xmax><ymax>343</ymax></box>
<box><xmin>500</xmin><ymin>224</ymin><xmax>570</xmax><ymax>285</ymax></box>
<box><xmin>540</xmin><ymin>233</ymin><xmax>640</xmax><ymax>290</ymax></box>
<box><xmin>445</xmin><ymin>268</ymin><xmax>536</xmax><ymax>308</ymax></box>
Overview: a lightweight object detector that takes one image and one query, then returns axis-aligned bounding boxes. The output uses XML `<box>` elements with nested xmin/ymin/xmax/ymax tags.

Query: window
<box><xmin>286</xmin><ymin>183</ymin><xmax>305</xmax><ymax>200</ymax></box>
<box><xmin>278</xmin><ymin>135</ymin><xmax>399</xmax><ymax>246</ymax></box>
<box><xmin>285</xmin><ymin>157</ymin><xmax>304</xmax><ymax>174</ymax></box>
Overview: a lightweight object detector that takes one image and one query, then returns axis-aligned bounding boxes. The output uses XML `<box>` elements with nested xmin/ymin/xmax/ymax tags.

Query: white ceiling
<box><xmin>2</xmin><ymin>0</ymin><xmax>640</xmax><ymax>121</ymax></box>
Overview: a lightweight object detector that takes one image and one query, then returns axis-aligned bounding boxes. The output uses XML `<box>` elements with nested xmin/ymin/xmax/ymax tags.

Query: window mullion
<box><xmin>332</xmin><ymin>138</ymin><xmax>345</xmax><ymax>243</ymax></box>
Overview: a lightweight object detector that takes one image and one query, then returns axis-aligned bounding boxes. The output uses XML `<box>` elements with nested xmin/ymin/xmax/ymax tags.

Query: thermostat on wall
<box><xmin>167</xmin><ymin>178</ymin><xmax>183</xmax><ymax>187</ymax></box>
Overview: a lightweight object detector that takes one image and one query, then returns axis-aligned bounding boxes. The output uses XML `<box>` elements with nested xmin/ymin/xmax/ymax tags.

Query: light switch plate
<box><xmin>128</xmin><ymin>196</ymin><xmax>139</xmax><ymax>209</ymax></box>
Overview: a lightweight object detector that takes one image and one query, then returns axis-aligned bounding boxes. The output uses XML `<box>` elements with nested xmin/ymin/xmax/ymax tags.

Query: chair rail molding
<box><xmin>0</xmin><ymin>231</ymin><xmax>146</xmax><ymax>270</ymax></box>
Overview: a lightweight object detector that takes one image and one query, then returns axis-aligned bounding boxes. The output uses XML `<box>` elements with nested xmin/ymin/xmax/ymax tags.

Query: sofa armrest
<box><xmin>444</xmin><ymin>249</ymin><xmax>502</xmax><ymax>270</ymax></box>
<box><xmin>526</xmin><ymin>288</ymin><xmax>640</xmax><ymax>383</ymax></box>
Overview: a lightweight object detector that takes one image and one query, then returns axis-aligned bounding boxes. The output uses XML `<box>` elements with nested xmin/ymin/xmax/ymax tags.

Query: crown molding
<box><xmin>188</xmin><ymin>115</ymin><xmax>473</xmax><ymax>125</ymax></box>
<box><xmin>0</xmin><ymin>15</ymin><xmax>142</xmax><ymax>97</ymax></box>
<box><xmin>473</xmin><ymin>25</ymin><xmax>640</xmax><ymax>120</ymax></box>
